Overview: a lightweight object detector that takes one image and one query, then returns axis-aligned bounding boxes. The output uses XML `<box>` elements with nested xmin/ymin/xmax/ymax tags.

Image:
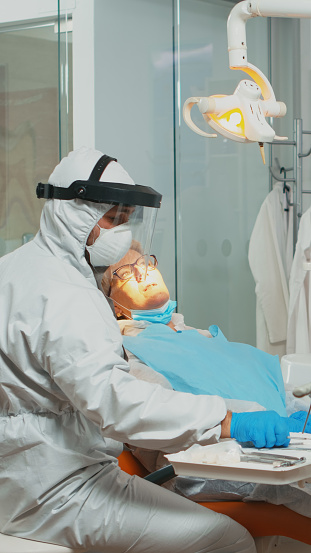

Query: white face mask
<box><xmin>86</xmin><ymin>222</ymin><xmax>132</xmax><ymax>267</ymax></box>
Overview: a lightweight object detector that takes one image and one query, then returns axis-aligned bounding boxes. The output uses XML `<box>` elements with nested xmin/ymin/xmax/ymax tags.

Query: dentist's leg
<box><xmin>16</xmin><ymin>463</ymin><xmax>256</xmax><ymax>552</ymax></box>
<box><xmin>112</xmin><ymin>472</ymin><xmax>256</xmax><ymax>553</ymax></box>
<box><xmin>75</xmin><ymin>466</ymin><xmax>256</xmax><ymax>553</ymax></box>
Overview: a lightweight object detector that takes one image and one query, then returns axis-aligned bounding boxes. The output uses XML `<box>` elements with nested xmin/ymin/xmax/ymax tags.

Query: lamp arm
<box><xmin>228</xmin><ymin>0</ymin><xmax>311</xmax><ymax>68</ymax></box>
<box><xmin>232</xmin><ymin>62</ymin><xmax>275</xmax><ymax>101</ymax></box>
<box><xmin>227</xmin><ymin>1</ymin><xmax>253</xmax><ymax>68</ymax></box>
<box><xmin>250</xmin><ymin>0</ymin><xmax>311</xmax><ymax>18</ymax></box>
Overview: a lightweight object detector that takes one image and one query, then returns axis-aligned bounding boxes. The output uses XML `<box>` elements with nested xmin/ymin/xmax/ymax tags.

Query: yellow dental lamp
<box><xmin>183</xmin><ymin>0</ymin><xmax>311</xmax><ymax>163</ymax></box>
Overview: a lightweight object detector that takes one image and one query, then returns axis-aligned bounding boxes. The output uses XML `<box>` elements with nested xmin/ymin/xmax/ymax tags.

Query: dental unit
<box><xmin>183</xmin><ymin>0</ymin><xmax>311</xmax><ymax>163</ymax></box>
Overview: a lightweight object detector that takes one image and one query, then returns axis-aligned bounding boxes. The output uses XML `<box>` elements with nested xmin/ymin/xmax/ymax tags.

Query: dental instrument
<box><xmin>293</xmin><ymin>381</ymin><xmax>311</xmax><ymax>434</ymax></box>
<box><xmin>183</xmin><ymin>0</ymin><xmax>311</xmax><ymax>162</ymax></box>
<box><xmin>290</xmin><ymin>435</ymin><xmax>311</xmax><ymax>442</ymax></box>
<box><xmin>287</xmin><ymin>446</ymin><xmax>311</xmax><ymax>451</ymax></box>
<box><xmin>240</xmin><ymin>450</ymin><xmax>306</xmax><ymax>467</ymax></box>
<box><xmin>303</xmin><ymin>406</ymin><xmax>311</xmax><ymax>434</ymax></box>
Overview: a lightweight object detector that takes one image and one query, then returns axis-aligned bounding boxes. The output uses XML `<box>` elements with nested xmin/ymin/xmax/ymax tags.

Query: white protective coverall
<box><xmin>0</xmin><ymin>148</ymin><xmax>256</xmax><ymax>553</ymax></box>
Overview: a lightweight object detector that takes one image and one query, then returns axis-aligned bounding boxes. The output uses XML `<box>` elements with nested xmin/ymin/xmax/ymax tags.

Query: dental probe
<box><xmin>302</xmin><ymin>404</ymin><xmax>311</xmax><ymax>434</ymax></box>
<box><xmin>293</xmin><ymin>382</ymin><xmax>311</xmax><ymax>434</ymax></box>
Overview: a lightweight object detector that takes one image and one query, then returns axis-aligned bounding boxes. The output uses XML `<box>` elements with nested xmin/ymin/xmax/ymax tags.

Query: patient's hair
<box><xmin>101</xmin><ymin>240</ymin><xmax>143</xmax><ymax>296</ymax></box>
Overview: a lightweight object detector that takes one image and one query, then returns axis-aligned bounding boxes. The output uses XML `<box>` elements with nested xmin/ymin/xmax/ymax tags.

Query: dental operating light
<box><xmin>183</xmin><ymin>0</ymin><xmax>311</xmax><ymax>163</ymax></box>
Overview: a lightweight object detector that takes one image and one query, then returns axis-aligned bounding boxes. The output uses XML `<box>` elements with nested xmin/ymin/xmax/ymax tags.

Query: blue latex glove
<box><xmin>231</xmin><ymin>410</ymin><xmax>290</xmax><ymax>448</ymax></box>
<box><xmin>288</xmin><ymin>411</ymin><xmax>311</xmax><ymax>434</ymax></box>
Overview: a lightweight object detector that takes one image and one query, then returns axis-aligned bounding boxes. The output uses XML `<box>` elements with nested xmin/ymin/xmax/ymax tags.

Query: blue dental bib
<box><xmin>123</xmin><ymin>324</ymin><xmax>287</xmax><ymax>416</ymax></box>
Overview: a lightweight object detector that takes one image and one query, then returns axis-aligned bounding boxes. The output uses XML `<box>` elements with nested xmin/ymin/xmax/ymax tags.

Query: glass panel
<box><xmin>270</xmin><ymin>19</ymin><xmax>301</xmax><ymax>142</ymax></box>
<box><xmin>0</xmin><ymin>14</ymin><xmax>72</xmax><ymax>257</ymax></box>
<box><xmin>57</xmin><ymin>11</ymin><xmax>73</xmax><ymax>159</ymax></box>
<box><xmin>300</xmin><ymin>19</ymin><xmax>311</xmax><ymax>213</ymax></box>
<box><xmin>269</xmin><ymin>19</ymin><xmax>301</xmax><ymax>202</ymax></box>
<box><xmin>175</xmin><ymin>0</ymin><xmax>270</xmax><ymax>344</ymax></box>
<box><xmin>93</xmin><ymin>0</ymin><xmax>176</xmax><ymax>296</ymax></box>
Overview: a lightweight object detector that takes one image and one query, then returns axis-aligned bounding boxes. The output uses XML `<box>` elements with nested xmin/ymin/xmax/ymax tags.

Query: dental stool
<box><xmin>0</xmin><ymin>533</ymin><xmax>88</xmax><ymax>553</ymax></box>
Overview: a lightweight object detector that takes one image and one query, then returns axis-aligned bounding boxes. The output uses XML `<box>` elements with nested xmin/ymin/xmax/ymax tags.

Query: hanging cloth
<box><xmin>123</xmin><ymin>323</ymin><xmax>287</xmax><ymax>416</ymax></box>
<box><xmin>287</xmin><ymin>207</ymin><xmax>311</xmax><ymax>354</ymax></box>
<box><xmin>248</xmin><ymin>184</ymin><xmax>293</xmax><ymax>357</ymax></box>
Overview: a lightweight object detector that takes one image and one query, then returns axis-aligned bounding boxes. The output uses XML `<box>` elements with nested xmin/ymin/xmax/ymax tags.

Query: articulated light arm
<box><xmin>183</xmin><ymin>0</ymin><xmax>311</xmax><ymax>159</ymax></box>
<box><xmin>228</xmin><ymin>0</ymin><xmax>311</xmax><ymax>70</ymax></box>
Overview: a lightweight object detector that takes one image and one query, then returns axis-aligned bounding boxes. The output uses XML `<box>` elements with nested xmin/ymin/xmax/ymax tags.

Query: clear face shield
<box><xmin>85</xmin><ymin>202</ymin><xmax>159</xmax><ymax>274</ymax></box>
<box><xmin>36</xmin><ymin>155</ymin><xmax>162</xmax><ymax>279</ymax></box>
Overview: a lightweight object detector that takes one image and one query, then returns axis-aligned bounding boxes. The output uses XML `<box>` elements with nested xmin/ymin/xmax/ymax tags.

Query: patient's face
<box><xmin>109</xmin><ymin>249</ymin><xmax>170</xmax><ymax>311</ymax></box>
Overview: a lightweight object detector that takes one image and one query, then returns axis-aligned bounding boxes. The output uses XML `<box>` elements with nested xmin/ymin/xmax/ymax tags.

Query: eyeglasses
<box><xmin>112</xmin><ymin>254</ymin><xmax>158</xmax><ymax>281</ymax></box>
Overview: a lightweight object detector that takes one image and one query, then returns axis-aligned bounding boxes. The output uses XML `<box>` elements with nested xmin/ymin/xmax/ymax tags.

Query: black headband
<box><xmin>36</xmin><ymin>154</ymin><xmax>162</xmax><ymax>208</ymax></box>
<box><xmin>88</xmin><ymin>155</ymin><xmax>117</xmax><ymax>180</ymax></box>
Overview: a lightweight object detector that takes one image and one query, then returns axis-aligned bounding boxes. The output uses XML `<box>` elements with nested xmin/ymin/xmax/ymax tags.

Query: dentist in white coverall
<box><xmin>0</xmin><ymin>148</ymin><xmax>290</xmax><ymax>553</ymax></box>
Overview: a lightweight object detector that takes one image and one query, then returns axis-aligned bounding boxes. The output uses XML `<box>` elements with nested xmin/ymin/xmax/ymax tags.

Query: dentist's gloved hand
<box><xmin>230</xmin><ymin>410</ymin><xmax>290</xmax><ymax>448</ymax></box>
<box><xmin>288</xmin><ymin>411</ymin><xmax>311</xmax><ymax>434</ymax></box>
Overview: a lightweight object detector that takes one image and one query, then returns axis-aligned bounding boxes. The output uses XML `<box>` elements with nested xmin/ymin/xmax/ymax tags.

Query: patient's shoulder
<box><xmin>171</xmin><ymin>313</ymin><xmax>212</xmax><ymax>337</ymax></box>
<box><xmin>118</xmin><ymin>319</ymin><xmax>150</xmax><ymax>336</ymax></box>
<box><xmin>127</xmin><ymin>352</ymin><xmax>173</xmax><ymax>390</ymax></box>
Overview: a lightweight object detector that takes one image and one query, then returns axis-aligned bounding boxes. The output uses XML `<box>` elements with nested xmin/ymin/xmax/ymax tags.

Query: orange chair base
<box><xmin>118</xmin><ymin>450</ymin><xmax>311</xmax><ymax>545</ymax></box>
<box><xmin>198</xmin><ymin>500</ymin><xmax>311</xmax><ymax>544</ymax></box>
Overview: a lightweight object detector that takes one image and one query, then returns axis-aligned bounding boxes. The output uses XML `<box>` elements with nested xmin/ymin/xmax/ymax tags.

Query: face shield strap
<box><xmin>88</xmin><ymin>154</ymin><xmax>117</xmax><ymax>181</ymax></box>
<box><xmin>36</xmin><ymin>180</ymin><xmax>162</xmax><ymax>207</ymax></box>
<box><xmin>36</xmin><ymin>152</ymin><xmax>161</xmax><ymax>207</ymax></box>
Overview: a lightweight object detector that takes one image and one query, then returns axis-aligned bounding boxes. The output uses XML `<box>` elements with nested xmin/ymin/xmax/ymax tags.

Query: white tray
<box><xmin>165</xmin><ymin>436</ymin><xmax>311</xmax><ymax>485</ymax></box>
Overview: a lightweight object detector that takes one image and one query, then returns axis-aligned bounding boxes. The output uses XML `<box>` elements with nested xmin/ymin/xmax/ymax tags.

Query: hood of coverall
<box><xmin>37</xmin><ymin>147</ymin><xmax>135</xmax><ymax>285</ymax></box>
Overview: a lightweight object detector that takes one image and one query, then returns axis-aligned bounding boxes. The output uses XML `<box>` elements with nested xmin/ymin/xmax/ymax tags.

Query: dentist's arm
<box><xmin>222</xmin><ymin>410</ymin><xmax>290</xmax><ymax>449</ymax></box>
<box><xmin>220</xmin><ymin>410</ymin><xmax>232</xmax><ymax>438</ymax></box>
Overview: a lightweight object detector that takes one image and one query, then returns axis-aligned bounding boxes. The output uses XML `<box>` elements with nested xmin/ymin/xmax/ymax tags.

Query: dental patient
<box><xmin>101</xmin><ymin>246</ymin><xmax>311</xmax><ymax>518</ymax></box>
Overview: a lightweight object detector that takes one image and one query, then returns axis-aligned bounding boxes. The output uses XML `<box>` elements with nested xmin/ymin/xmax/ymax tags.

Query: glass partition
<box><xmin>57</xmin><ymin>11</ymin><xmax>73</xmax><ymax>159</ymax></box>
<box><xmin>0</xmin><ymin>9</ymin><xmax>72</xmax><ymax>256</ymax></box>
<box><xmin>93</xmin><ymin>0</ymin><xmax>176</xmax><ymax>296</ymax></box>
<box><xmin>175</xmin><ymin>0</ymin><xmax>270</xmax><ymax>344</ymax></box>
<box><xmin>73</xmin><ymin>0</ymin><xmax>300</xmax><ymax>344</ymax></box>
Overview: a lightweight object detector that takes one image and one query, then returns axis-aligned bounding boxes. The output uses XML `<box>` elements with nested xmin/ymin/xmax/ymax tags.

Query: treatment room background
<box><xmin>1</xmin><ymin>0</ymin><xmax>311</xmax><ymax>347</ymax></box>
